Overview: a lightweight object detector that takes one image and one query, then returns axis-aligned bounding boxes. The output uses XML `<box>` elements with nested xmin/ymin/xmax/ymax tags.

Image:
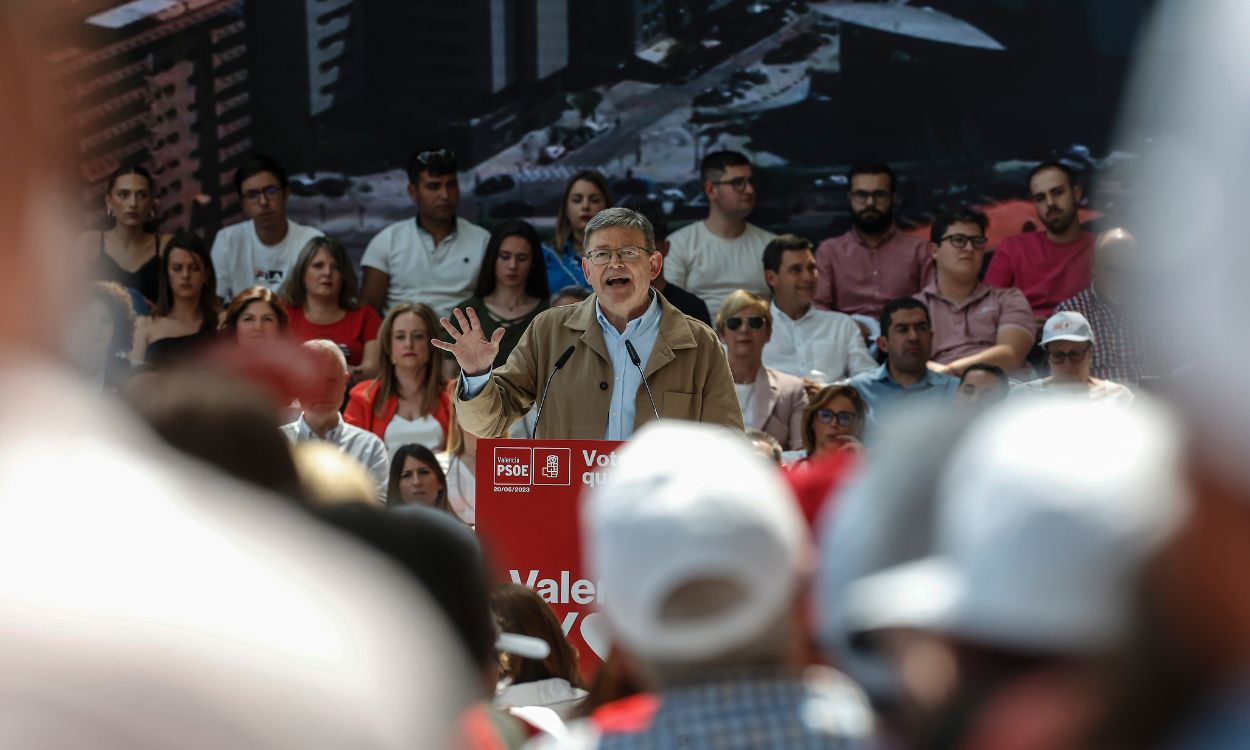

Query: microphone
<box><xmin>625</xmin><ymin>340</ymin><xmax>661</xmax><ymax>422</ymax></box>
<box><xmin>531</xmin><ymin>345</ymin><xmax>576</xmax><ymax>439</ymax></box>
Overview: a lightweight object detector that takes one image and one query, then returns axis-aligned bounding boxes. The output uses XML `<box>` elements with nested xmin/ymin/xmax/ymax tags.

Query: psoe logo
<box><xmin>533</xmin><ymin>447</ymin><xmax>571</xmax><ymax>486</ymax></box>
<box><xmin>493</xmin><ymin>447</ymin><xmax>532</xmax><ymax>485</ymax></box>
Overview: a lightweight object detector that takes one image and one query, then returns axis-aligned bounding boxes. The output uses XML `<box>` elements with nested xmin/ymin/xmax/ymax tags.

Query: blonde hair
<box><xmin>715</xmin><ymin>290</ymin><xmax>771</xmax><ymax>333</ymax></box>
<box><xmin>368</xmin><ymin>303</ymin><xmax>447</xmax><ymax>418</ymax></box>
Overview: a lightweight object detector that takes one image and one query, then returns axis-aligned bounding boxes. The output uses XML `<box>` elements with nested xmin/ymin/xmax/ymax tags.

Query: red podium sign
<box><xmin>477</xmin><ymin>439</ymin><xmax>623</xmax><ymax>674</ymax></box>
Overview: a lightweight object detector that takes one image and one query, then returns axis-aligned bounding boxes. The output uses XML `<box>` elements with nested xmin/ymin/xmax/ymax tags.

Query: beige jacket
<box><xmin>746</xmin><ymin>367</ymin><xmax>810</xmax><ymax>452</ymax></box>
<box><xmin>457</xmin><ymin>294</ymin><xmax>743</xmax><ymax>439</ymax></box>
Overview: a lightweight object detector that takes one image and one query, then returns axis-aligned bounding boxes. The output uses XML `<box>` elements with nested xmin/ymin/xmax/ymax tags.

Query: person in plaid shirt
<box><xmin>1055</xmin><ymin>228</ymin><xmax>1158</xmax><ymax>388</ymax></box>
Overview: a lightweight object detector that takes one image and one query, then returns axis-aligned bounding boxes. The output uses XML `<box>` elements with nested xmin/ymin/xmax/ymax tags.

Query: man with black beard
<box><xmin>814</xmin><ymin>164</ymin><xmax>933</xmax><ymax>340</ymax></box>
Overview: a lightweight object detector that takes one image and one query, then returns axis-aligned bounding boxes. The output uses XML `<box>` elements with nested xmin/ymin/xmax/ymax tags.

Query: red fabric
<box><xmin>457</xmin><ymin>705</ymin><xmax>509</xmax><ymax>750</ymax></box>
<box><xmin>982</xmin><ymin>230</ymin><xmax>1096</xmax><ymax>318</ymax></box>
<box><xmin>785</xmin><ymin>450</ymin><xmax>860</xmax><ymax>534</ymax></box>
<box><xmin>344</xmin><ymin>378</ymin><xmax>451</xmax><ymax>444</ymax></box>
<box><xmin>590</xmin><ymin>693</ymin><xmax>661</xmax><ymax>733</ymax></box>
<box><xmin>287</xmin><ymin>305</ymin><xmax>381</xmax><ymax>366</ymax></box>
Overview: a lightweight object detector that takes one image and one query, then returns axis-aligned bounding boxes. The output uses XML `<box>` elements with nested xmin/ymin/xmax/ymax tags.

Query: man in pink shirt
<box><xmin>984</xmin><ymin>162</ymin><xmax>1095</xmax><ymax>321</ymax></box>
<box><xmin>915</xmin><ymin>207</ymin><xmax>1035</xmax><ymax>378</ymax></box>
<box><xmin>814</xmin><ymin>163</ymin><xmax>934</xmax><ymax>328</ymax></box>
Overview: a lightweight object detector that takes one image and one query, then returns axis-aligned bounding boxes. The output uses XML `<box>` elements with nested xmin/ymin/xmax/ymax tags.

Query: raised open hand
<box><xmin>431</xmin><ymin>306</ymin><xmax>504</xmax><ymax>376</ymax></box>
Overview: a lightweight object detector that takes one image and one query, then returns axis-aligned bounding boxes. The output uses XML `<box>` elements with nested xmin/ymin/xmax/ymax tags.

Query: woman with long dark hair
<box><xmin>80</xmin><ymin>165</ymin><xmax>171</xmax><ymax>310</ymax></box>
<box><xmin>447</xmin><ymin>220</ymin><xmax>549</xmax><ymax>369</ymax></box>
<box><xmin>386</xmin><ymin>443</ymin><xmax>453</xmax><ymax>514</ymax></box>
<box><xmin>491</xmin><ymin>582</ymin><xmax>587</xmax><ymax>719</ymax></box>
<box><xmin>131</xmin><ymin>230</ymin><xmax>220</xmax><ymax>367</ymax></box>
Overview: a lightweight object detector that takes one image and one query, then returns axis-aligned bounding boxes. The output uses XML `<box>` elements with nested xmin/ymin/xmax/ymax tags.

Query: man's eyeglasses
<box><xmin>1048</xmin><ymin>346</ymin><xmax>1091</xmax><ymax>364</ymax></box>
<box><xmin>242</xmin><ymin>185</ymin><xmax>281</xmax><ymax>203</ymax></box>
<box><xmin>711</xmin><ymin>176</ymin><xmax>754</xmax><ymax>192</ymax></box>
<box><xmin>816</xmin><ymin>409</ymin><xmax>858</xmax><ymax>427</ymax></box>
<box><xmin>415</xmin><ymin>148</ymin><xmax>456</xmax><ymax>166</ymax></box>
<box><xmin>725</xmin><ymin>316</ymin><xmax>767</xmax><ymax>331</ymax></box>
<box><xmin>849</xmin><ymin>189</ymin><xmax>891</xmax><ymax>204</ymax></box>
<box><xmin>585</xmin><ymin>246</ymin><xmax>651</xmax><ymax>265</ymax></box>
<box><xmin>938</xmin><ymin>234</ymin><xmax>989</xmax><ymax>250</ymax></box>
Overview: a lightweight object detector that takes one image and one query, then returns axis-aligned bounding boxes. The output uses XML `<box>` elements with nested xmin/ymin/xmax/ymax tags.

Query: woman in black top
<box><xmin>80</xmin><ymin>165</ymin><xmax>171</xmax><ymax>311</ymax></box>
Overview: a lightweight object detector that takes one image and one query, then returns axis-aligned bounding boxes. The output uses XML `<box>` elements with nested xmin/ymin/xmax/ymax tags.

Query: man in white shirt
<box><xmin>761</xmin><ymin>235</ymin><xmax>876</xmax><ymax>392</ymax></box>
<box><xmin>211</xmin><ymin>154</ymin><xmax>323</xmax><ymax>302</ymax></box>
<box><xmin>280</xmin><ymin>340</ymin><xmax>389</xmax><ymax>502</ymax></box>
<box><xmin>361</xmin><ymin>148</ymin><xmax>489</xmax><ymax>317</ymax></box>
<box><xmin>665</xmin><ymin>150</ymin><xmax>776</xmax><ymax>314</ymax></box>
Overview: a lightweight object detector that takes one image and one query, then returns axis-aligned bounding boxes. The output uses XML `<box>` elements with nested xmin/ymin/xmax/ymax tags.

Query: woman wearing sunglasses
<box><xmin>716</xmin><ymin>290</ymin><xmax>809</xmax><ymax>451</ymax></box>
<box><xmin>800</xmin><ymin>384</ymin><xmax>868</xmax><ymax>460</ymax></box>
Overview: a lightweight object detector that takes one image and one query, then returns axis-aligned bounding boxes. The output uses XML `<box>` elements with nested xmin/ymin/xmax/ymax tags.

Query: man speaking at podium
<box><xmin>434</xmin><ymin>208</ymin><xmax>742</xmax><ymax>440</ymax></box>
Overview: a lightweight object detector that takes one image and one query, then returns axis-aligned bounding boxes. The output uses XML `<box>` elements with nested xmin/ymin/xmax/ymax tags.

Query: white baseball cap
<box><xmin>1040</xmin><ymin>311</ymin><xmax>1094</xmax><ymax>346</ymax></box>
<box><xmin>582</xmin><ymin>422</ymin><xmax>811</xmax><ymax>664</ymax></box>
<box><xmin>841</xmin><ymin>397</ymin><xmax>1188</xmax><ymax>654</ymax></box>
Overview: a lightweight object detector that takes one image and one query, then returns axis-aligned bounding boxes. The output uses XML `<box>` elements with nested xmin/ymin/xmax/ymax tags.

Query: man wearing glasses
<box><xmin>915</xmin><ymin>208</ymin><xmax>1035</xmax><ymax>378</ymax></box>
<box><xmin>437</xmin><ymin>208</ymin><xmax>741</xmax><ymax>440</ymax></box>
<box><xmin>813</xmin><ymin>163</ymin><xmax>933</xmax><ymax>333</ymax></box>
<box><xmin>1014</xmin><ymin>311</ymin><xmax>1133</xmax><ymax>403</ymax></box>
<box><xmin>212</xmin><ymin>154</ymin><xmax>323</xmax><ymax>302</ymax></box>
<box><xmin>759</xmin><ymin>235</ymin><xmax>875</xmax><ymax>395</ymax></box>
<box><xmin>361</xmin><ymin>148</ymin><xmax>489</xmax><ymax>317</ymax></box>
<box><xmin>664</xmin><ymin>150</ymin><xmax>776</xmax><ymax>315</ymax></box>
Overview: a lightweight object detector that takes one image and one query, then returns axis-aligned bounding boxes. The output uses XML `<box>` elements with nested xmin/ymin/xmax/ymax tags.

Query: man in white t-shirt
<box><xmin>361</xmin><ymin>148</ymin><xmax>489</xmax><ymax>317</ymax></box>
<box><xmin>665</xmin><ymin>150</ymin><xmax>776</xmax><ymax>314</ymax></box>
<box><xmin>211</xmin><ymin>154</ymin><xmax>323</xmax><ymax>303</ymax></box>
<box><xmin>760</xmin><ymin>234</ymin><xmax>876</xmax><ymax>392</ymax></box>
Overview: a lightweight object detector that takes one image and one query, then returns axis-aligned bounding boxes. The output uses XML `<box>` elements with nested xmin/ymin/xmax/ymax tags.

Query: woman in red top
<box><xmin>345</xmin><ymin>302</ymin><xmax>451</xmax><ymax>456</ymax></box>
<box><xmin>280</xmin><ymin>236</ymin><xmax>381</xmax><ymax>380</ymax></box>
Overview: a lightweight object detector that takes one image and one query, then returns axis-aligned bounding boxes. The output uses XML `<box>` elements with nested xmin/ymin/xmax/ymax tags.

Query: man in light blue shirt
<box><xmin>435</xmin><ymin>208</ymin><xmax>741</xmax><ymax>440</ymax></box>
<box><xmin>848</xmin><ymin>298</ymin><xmax>957</xmax><ymax>437</ymax></box>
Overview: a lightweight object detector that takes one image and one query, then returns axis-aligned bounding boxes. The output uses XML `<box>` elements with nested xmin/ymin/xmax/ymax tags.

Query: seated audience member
<box><xmin>761</xmin><ymin>235</ymin><xmax>876</xmax><ymax>389</ymax></box>
<box><xmin>281</xmin><ymin>340</ymin><xmax>388</xmax><ymax>503</ymax></box>
<box><xmin>361</xmin><ymin>147</ymin><xmax>489</xmax><ymax>317</ymax></box>
<box><xmin>801</xmin><ymin>384</ymin><xmax>868</xmax><ymax>461</ymax></box>
<box><xmin>953</xmin><ymin>363</ymin><xmax>1010</xmax><ymax>409</ymax></box>
<box><xmin>546</xmin><ymin>170</ymin><xmax>611</xmax><ymax>291</ymax></box>
<box><xmin>387</xmin><ymin>443</ymin><xmax>453</xmax><ymax>514</ymax></box>
<box><xmin>1015</xmin><ymin>311</ymin><xmax>1133</xmax><ymax>403</ymax></box>
<box><xmin>745</xmin><ymin>428</ymin><xmax>784</xmax><ymax>465</ymax></box>
<box><xmin>717</xmin><ymin>290</ymin><xmax>808</xmax><ymax>450</ymax></box>
<box><xmin>81</xmin><ymin>164</ymin><xmax>171</xmax><ymax>310</ymax></box>
<box><xmin>848</xmin><ymin>298</ymin><xmax>959</xmax><ymax>434</ymax></box>
<box><xmin>291</xmin><ymin>442</ymin><xmax>379</xmax><ymax>508</ymax></box>
<box><xmin>636</xmin><ymin>203</ymin><xmax>712</xmax><ymax>326</ymax></box>
<box><xmin>491</xmin><ymin>583</ymin><xmax>588</xmax><ymax>720</ymax></box>
<box><xmin>814</xmin><ymin>163</ymin><xmax>933</xmax><ymax>327</ymax></box>
<box><xmin>1055</xmin><ymin>228</ymin><xmax>1156</xmax><ymax>388</ymax></box>
<box><xmin>211</xmin><ymin>154</ymin><xmax>323</xmax><ymax>302</ymax></box>
<box><xmin>985</xmin><ymin>161</ymin><xmax>1095</xmax><ymax>319</ymax></box>
<box><xmin>436</xmin><ymin>398</ymin><xmax>477</xmax><ymax>525</ymax></box>
<box><xmin>345</xmin><ymin>303</ymin><xmax>452</xmax><ymax>457</ymax></box>
<box><xmin>665</xmin><ymin>150</ymin><xmax>775</xmax><ymax>314</ymax></box>
<box><xmin>549</xmin><ymin>423</ymin><xmax>874</xmax><ymax>748</ymax></box>
<box><xmin>281</xmin><ymin>236</ymin><xmax>381</xmax><ymax>380</ymax></box>
<box><xmin>448</xmin><ymin>220</ymin><xmax>550</xmax><ymax>370</ymax></box>
<box><xmin>71</xmin><ymin>281</ymin><xmax>135</xmax><ymax>392</ymax></box>
<box><xmin>551</xmin><ymin>285</ymin><xmax>591</xmax><ymax>307</ymax></box>
<box><xmin>221</xmin><ymin>286</ymin><xmax>290</xmax><ymax>351</ymax></box>
<box><xmin>131</xmin><ymin>230</ymin><xmax>220</xmax><ymax>367</ymax></box>
<box><xmin>916</xmin><ymin>207</ymin><xmax>1035</xmax><ymax>377</ymax></box>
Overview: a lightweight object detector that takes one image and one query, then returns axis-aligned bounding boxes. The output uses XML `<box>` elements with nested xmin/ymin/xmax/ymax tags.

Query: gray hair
<box><xmin>303</xmin><ymin>338</ymin><xmax>348</xmax><ymax>374</ymax></box>
<box><xmin>583</xmin><ymin>207</ymin><xmax>656</xmax><ymax>253</ymax></box>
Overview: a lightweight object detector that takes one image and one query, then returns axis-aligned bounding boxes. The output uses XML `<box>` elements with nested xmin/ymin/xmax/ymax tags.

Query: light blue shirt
<box><xmin>462</xmin><ymin>290</ymin><xmax>664</xmax><ymax>440</ymax></box>
<box><xmin>846</xmin><ymin>362</ymin><xmax>958</xmax><ymax>437</ymax></box>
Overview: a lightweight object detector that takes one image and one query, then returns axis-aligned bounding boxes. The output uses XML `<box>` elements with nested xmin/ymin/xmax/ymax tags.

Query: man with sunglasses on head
<box><xmin>665</xmin><ymin>150</ymin><xmax>776</xmax><ymax>315</ymax></box>
<box><xmin>361</xmin><ymin>148</ymin><xmax>489</xmax><ymax>317</ymax></box>
<box><xmin>212</xmin><ymin>154</ymin><xmax>324</xmax><ymax>303</ymax></box>
<box><xmin>437</xmin><ymin>207</ymin><xmax>741</xmax><ymax>440</ymax></box>
<box><xmin>813</xmin><ymin>163</ymin><xmax>933</xmax><ymax>335</ymax></box>
<box><xmin>916</xmin><ymin>207</ymin><xmax>1035</xmax><ymax>379</ymax></box>
<box><xmin>1013</xmin><ymin>311</ymin><xmax>1133</xmax><ymax>403</ymax></box>
<box><xmin>760</xmin><ymin>235</ymin><xmax>875</xmax><ymax>397</ymax></box>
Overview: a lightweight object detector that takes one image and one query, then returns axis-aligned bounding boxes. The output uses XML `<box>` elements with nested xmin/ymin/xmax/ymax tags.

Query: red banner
<box><xmin>477</xmin><ymin>439</ymin><xmax>623</xmax><ymax>676</ymax></box>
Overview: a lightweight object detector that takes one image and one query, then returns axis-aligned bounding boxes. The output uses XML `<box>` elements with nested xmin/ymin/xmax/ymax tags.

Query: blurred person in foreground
<box><xmin>69</xmin><ymin>281</ymin><xmax>135</xmax><ymax>393</ymax></box>
<box><xmin>281</xmin><ymin>339</ymin><xmax>389</xmax><ymax>503</ymax></box>
<box><xmin>826</xmin><ymin>398</ymin><xmax>1187</xmax><ymax>750</ymax></box>
<box><xmin>953</xmin><ymin>363</ymin><xmax>1010</xmax><ymax>409</ymax></box>
<box><xmin>0</xmin><ymin>8</ymin><xmax>470</xmax><ymax>744</ymax></box>
<box><xmin>536</xmin><ymin>422</ymin><xmax>874</xmax><ymax>748</ymax></box>
<box><xmin>1014</xmin><ymin>311</ymin><xmax>1133</xmax><ymax>404</ymax></box>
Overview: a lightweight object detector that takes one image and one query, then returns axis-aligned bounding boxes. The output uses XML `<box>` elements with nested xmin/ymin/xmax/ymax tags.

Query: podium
<box><xmin>476</xmin><ymin>438</ymin><xmax>623</xmax><ymax>675</ymax></box>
